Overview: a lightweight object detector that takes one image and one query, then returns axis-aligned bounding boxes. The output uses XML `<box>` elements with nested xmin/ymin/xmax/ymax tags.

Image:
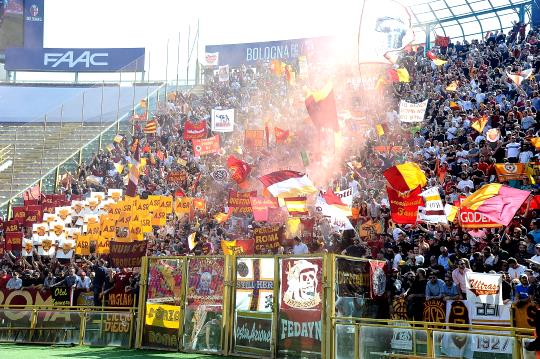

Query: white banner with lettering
<box><xmin>399</xmin><ymin>99</ymin><xmax>428</xmax><ymax>123</ymax></box>
<box><xmin>211</xmin><ymin>109</ymin><xmax>235</xmax><ymax>132</ymax></box>
<box><xmin>465</xmin><ymin>272</ymin><xmax>503</xmax><ymax>305</ymax></box>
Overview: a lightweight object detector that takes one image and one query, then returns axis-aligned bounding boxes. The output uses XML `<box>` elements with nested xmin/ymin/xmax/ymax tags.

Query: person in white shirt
<box><xmin>508</xmin><ymin>257</ymin><xmax>526</xmax><ymax>280</ymax></box>
<box><xmin>529</xmin><ymin>244</ymin><xmax>540</xmax><ymax>265</ymax></box>
<box><xmin>519</xmin><ymin>146</ymin><xmax>534</xmax><ymax>163</ymax></box>
<box><xmin>457</xmin><ymin>173</ymin><xmax>474</xmax><ymax>191</ymax></box>
<box><xmin>75</xmin><ymin>271</ymin><xmax>92</xmax><ymax>290</ymax></box>
<box><xmin>505</xmin><ymin>136</ymin><xmax>521</xmax><ymax>162</ymax></box>
<box><xmin>6</xmin><ymin>272</ymin><xmax>22</xmax><ymax>290</ymax></box>
<box><xmin>292</xmin><ymin>237</ymin><xmax>309</xmax><ymax>255</ymax></box>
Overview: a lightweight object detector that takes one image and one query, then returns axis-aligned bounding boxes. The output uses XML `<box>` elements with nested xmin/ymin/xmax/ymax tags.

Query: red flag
<box><xmin>305</xmin><ymin>83</ymin><xmax>339</xmax><ymax>131</ymax></box>
<box><xmin>386</xmin><ymin>186</ymin><xmax>423</xmax><ymax>224</ymax></box>
<box><xmin>183</xmin><ymin>120</ymin><xmax>207</xmax><ymax>140</ymax></box>
<box><xmin>227</xmin><ymin>156</ymin><xmax>252</xmax><ymax>184</ymax></box>
<box><xmin>274</xmin><ymin>127</ymin><xmax>290</xmax><ymax>143</ymax></box>
<box><xmin>435</xmin><ymin>35</ymin><xmax>450</xmax><ymax>47</ymax></box>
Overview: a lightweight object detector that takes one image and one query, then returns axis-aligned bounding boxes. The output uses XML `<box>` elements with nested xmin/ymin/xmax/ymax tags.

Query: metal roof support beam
<box><xmin>425</xmin><ymin>24</ymin><xmax>432</xmax><ymax>51</ymax></box>
<box><xmin>519</xmin><ymin>4</ymin><xmax>526</xmax><ymax>23</ymax></box>
<box><xmin>412</xmin><ymin>1</ymin><xmax>531</xmax><ymax>28</ymax></box>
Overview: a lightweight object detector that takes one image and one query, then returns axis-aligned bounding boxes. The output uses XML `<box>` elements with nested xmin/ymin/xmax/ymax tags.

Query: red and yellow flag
<box><xmin>383</xmin><ymin>162</ymin><xmax>427</xmax><ymax>192</ymax></box>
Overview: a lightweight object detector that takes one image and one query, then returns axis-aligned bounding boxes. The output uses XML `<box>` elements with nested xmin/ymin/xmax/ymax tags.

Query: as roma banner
<box><xmin>211</xmin><ymin>109</ymin><xmax>234</xmax><ymax>132</ymax></box>
<box><xmin>192</xmin><ymin>135</ymin><xmax>220</xmax><ymax>157</ymax></box>
<box><xmin>279</xmin><ymin>258</ymin><xmax>323</xmax><ymax>356</ymax></box>
<box><xmin>253</xmin><ymin>226</ymin><xmax>281</xmax><ymax>253</ymax></box>
<box><xmin>465</xmin><ymin>272</ymin><xmax>503</xmax><ymax>305</ymax></box>
<box><xmin>229</xmin><ymin>190</ymin><xmax>257</xmax><ymax>215</ymax></box>
<box><xmin>399</xmin><ymin>99</ymin><xmax>428</xmax><ymax>123</ymax></box>
<box><xmin>109</xmin><ymin>240</ymin><xmax>148</xmax><ymax>268</ymax></box>
<box><xmin>386</xmin><ymin>186</ymin><xmax>422</xmax><ymax>224</ymax></box>
<box><xmin>183</xmin><ymin>120</ymin><xmax>207</xmax><ymax>140</ymax></box>
<box><xmin>4</xmin><ymin>232</ymin><xmax>22</xmax><ymax>252</ymax></box>
<box><xmin>186</xmin><ymin>257</ymin><xmax>225</xmax><ymax>309</ymax></box>
<box><xmin>335</xmin><ymin>258</ymin><xmax>370</xmax><ymax>298</ymax></box>
<box><xmin>495</xmin><ymin>163</ymin><xmax>527</xmax><ymax>181</ymax></box>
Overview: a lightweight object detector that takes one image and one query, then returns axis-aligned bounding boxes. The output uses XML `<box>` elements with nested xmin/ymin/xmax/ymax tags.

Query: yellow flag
<box><xmin>188</xmin><ymin>232</ymin><xmax>197</xmax><ymax>251</ymax></box>
<box><xmin>433</xmin><ymin>58</ymin><xmax>448</xmax><ymax>66</ymax></box>
<box><xmin>396</xmin><ymin>68</ymin><xmax>410</xmax><ymax>82</ymax></box>
<box><xmin>446</xmin><ymin>80</ymin><xmax>458</xmax><ymax>91</ymax></box>
<box><xmin>471</xmin><ymin>116</ymin><xmax>488</xmax><ymax>133</ymax></box>
<box><xmin>221</xmin><ymin>239</ymin><xmax>237</xmax><ymax>255</ymax></box>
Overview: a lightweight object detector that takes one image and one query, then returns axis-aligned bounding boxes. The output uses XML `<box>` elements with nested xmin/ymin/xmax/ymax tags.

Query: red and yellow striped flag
<box><xmin>284</xmin><ymin>197</ymin><xmax>308</xmax><ymax>216</ymax></box>
<box><xmin>144</xmin><ymin>119</ymin><xmax>157</xmax><ymax>134</ymax></box>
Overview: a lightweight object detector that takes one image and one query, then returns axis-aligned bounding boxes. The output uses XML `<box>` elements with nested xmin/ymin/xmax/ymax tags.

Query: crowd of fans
<box><xmin>0</xmin><ymin>21</ymin><xmax>539</xmax><ymax>317</ymax></box>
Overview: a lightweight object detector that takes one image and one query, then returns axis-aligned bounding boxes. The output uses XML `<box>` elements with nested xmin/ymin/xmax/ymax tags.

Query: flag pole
<box><xmin>176</xmin><ymin>31</ymin><xmax>181</xmax><ymax>94</ymax></box>
<box><xmin>186</xmin><ymin>24</ymin><xmax>191</xmax><ymax>86</ymax></box>
<box><xmin>165</xmin><ymin>38</ymin><xmax>170</xmax><ymax>98</ymax></box>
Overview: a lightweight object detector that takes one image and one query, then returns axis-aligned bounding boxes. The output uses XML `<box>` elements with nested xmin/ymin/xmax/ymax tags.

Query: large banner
<box><xmin>146</xmin><ymin>259</ymin><xmax>183</xmax><ymax>305</ymax></box>
<box><xmin>229</xmin><ymin>190</ymin><xmax>256</xmax><ymax>214</ymax></box>
<box><xmin>465</xmin><ymin>272</ymin><xmax>503</xmax><ymax>305</ymax></box>
<box><xmin>5</xmin><ymin>47</ymin><xmax>146</xmax><ymax>72</ymax></box>
<box><xmin>495</xmin><ymin>163</ymin><xmax>527</xmax><ymax>181</ymax></box>
<box><xmin>279</xmin><ymin>258</ymin><xmax>323</xmax><ymax>356</ymax></box>
<box><xmin>205</xmin><ymin>36</ymin><xmax>334</xmax><ymax>67</ymax></box>
<box><xmin>253</xmin><ymin>225</ymin><xmax>282</xmax><ymax>253</ymax></box>
<box><xmin>186</xmin><ymin>257</ymin><xmax>225</xmax><ymax>309</ymax></box>
<box><xmin>250</xmin><ymin>197</ymin><xmax>277</xmax><ymax>221</ymax></box>
<box><xmin>145</xmin><ymin>303</ymin><xmax>181</xmax><ymax>329</ymax></box>
<box><xmin>335</xmin><ymin>258</ymin><xmax>370</xmax><ymax>298</ymax></box>
<box><xmin>234</xmin><ymin>311</ymin><xmax>272</xmax><ymax>355</ymax></box>
<box><xmin>109</xmin><ymin>240</ymin><xmax>148</xmax><ymax>268</ymax></box>
<box><xmin>211</xmin><ymin>109</ymin><xmax>234</xmax><ymax>132</ymax></box>
<box><xmin>399</xmin><ymin>100</ymin><xmax>428</xmax><ymax>123</ymax></box>
<box><xmin>236</xmin><ymin>257</ymin><xmax>274</xmax><ymax>312</ymax></box>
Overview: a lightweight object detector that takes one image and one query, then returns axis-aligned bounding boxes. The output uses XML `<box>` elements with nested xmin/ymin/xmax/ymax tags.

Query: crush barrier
<box><xmin>0</xmin><ymin>305</ymin><xmax>136</xmax><ymax>347</ymax></box>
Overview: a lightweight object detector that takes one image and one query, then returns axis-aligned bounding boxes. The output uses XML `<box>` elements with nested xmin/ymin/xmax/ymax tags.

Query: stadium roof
<box><xmin>405</xmin><ymin>0</ymin><xmax>532</xmax><ymax>43</ymax></box>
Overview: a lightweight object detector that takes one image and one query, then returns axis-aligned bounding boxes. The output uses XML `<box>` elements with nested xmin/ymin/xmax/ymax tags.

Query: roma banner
<box><xmin>399</xmin><ymin>99</ymin><xmax>428</xmax><ymax>123</ymax></box>
<box><xmin>211</xmin><ymin>108</ymin><xmax>234</xmax><ymax>132</ymax></box>
<box><xmin>11</xmin><ymin>207</ymin><xmax>26</xmax><ymax>225</ymax></box>
<box><xmin>51</xmin><ymin>287</ymin><xmax>73</xmax><ymax>306</ymax></box>
<box><xmin>423</xmin><ymin>299</ymin><xmax>446</xmax><ymax>324</ymax></box>
<box><xmin>465</xmin><ymin>272</ymin><xmax>503</xmax><ymax>305</ymax></box>
<box><xmin>186</xmin><ymin>257</ymin><xmax>225</xmax><ymax>309</ymax></box>
<box><xmin>244</xmin><ymin>130</ymin><xmax>265</xmax><ymax>148</ymax></box>
<box><xmin>109</xmin><ymin>240</ymin><xmax>148</xmax><ymax>268</ymax></box>
<box><xmin>145</xmin><ymin>303</ymin><xmax>181</xmax><ymax>329</ymax></box>
<box><xmin>4</xmin><ymin>232</ymin><xmax>23</xmax><ymax>252</ymax></box>
<box><xmin>183</xmin><ymin>120</ymin><xmax>207</xmax><ymax>140</ymax></box>
<box><xmin>279</xmin><ymin>258</ymin><xmax>323</xmax><ymax>356</ymax></box>
<box><xmin>250</xmin><ymin>197</ymin><xmax>277</xmax><ymax>221</ymax></box>
<box><xmin>513</xmin><ymin>301</ymin><xmax>536</xmax><ymax>329</ymax></box>
<box><xmin>174</xmin><ymin>197</ymin><xmax>192</xmax><ymax>216</ymax></box>
<box><xmin>192</xmin><ymin>135</ymin><xmax>220</xmax><ymax>157</ymax></box>
<box><xmin>335</xmin><ymin>258</ymin><xmax>370</xmax><ymax>298</ymax></box>
<box><xmin>253</xmin><ymin>225</ymin><xmax>281</xmax><ymax>253</ymax></box>
<box><xmin>229</xmin><ymin>190</ymin><xmax>257</xmax><ymax>214</ymax></box>
<box><xmin>495</xmin><ymin>163</ymin><xmax>527</xmax><ymax>181</ymax></box>
<box><xmin>456</xmin><ymin>197</ymin><xmax>501</xmax><ymax>229</ymax></box>
<box><xmin>146</xmin><ymin>259</ymin><xmax>184</xmax><ymax>305</ymax></box>
<box><xmin>236</xmin><ymin>257</ymin><xmax>274</xmax><ymax>312</ymax></box>
<box><xmin>386</xmin><ymin>186</ymin><xmax>422</xmax><ymax>224</ymax></box>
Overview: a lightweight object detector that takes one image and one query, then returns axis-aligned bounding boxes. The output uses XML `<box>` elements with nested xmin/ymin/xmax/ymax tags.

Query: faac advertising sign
<box><xmin>5</xmin><ymin>47</ymin><xmax>145</xmax><ymax>72</ymax></box>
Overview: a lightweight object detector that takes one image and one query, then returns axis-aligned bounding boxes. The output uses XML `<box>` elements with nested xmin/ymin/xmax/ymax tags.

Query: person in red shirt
<box><xmin>0</xmin><ymin>269</ymin><xmax>11</xmax><ymax>289</ymax></box>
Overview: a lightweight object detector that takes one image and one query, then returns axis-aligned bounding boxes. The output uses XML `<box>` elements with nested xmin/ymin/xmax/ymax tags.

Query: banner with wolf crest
<box><xmin>278</xmin><ymin>257</ymin><xmax>323</xmax><ymax>356</ymax></box>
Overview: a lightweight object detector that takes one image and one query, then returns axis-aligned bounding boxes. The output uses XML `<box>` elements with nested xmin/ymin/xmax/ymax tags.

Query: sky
<box><xmin>19</xmin><ymin>0</ymin><xmax>364</xmax><ymax>82</ymax></box>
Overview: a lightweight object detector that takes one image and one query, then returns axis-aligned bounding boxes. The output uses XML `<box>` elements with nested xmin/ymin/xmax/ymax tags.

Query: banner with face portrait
<box><xmin>278</xmin><ymin>257</ymin><xmax>323</xmax><ymax>356</ymax></box>
<box><xmin>186</xmin><ymin>257</ymin><xmax>225</xmax><ymax>309</ymax></box>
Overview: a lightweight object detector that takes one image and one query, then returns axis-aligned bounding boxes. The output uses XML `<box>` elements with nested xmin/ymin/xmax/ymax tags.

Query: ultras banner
<box><xmin>279</xmin><ymin>257</ymin><xmax>323</xmax><ymax>356</ymax></box>
<box><xmin>186</xmin><ymin>257</ymin><xmax>225</xmax><ymax>309</ymax></box>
